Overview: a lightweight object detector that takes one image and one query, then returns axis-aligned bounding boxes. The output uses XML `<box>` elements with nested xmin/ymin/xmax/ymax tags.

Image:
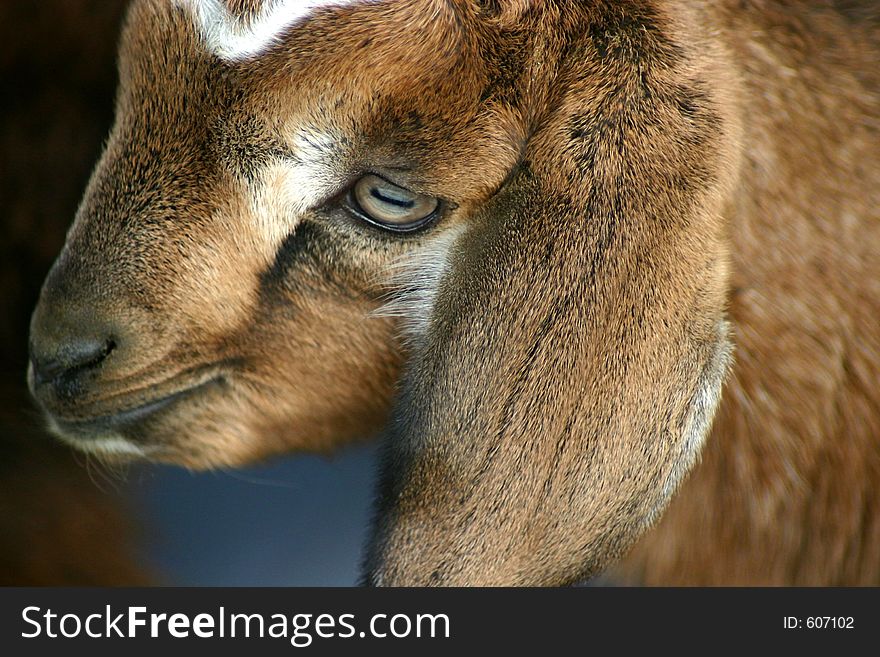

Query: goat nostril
<box><xmin>30</xmin><ymin>336</ymin><xmax>116</xmax><ymax>388</ymax></box>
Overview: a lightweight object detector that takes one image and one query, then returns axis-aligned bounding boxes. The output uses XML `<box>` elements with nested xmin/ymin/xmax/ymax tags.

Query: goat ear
<box><xmin>364</xmin><ymin>15</ymin><xmax>737</xmax><ymax>586</ymax></box>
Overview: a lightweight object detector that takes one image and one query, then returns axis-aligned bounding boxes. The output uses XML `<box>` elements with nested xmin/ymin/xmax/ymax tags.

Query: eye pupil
<box><xmin>351</xmin><ymin>174</ymin><xmax>440</xmax><ymax>232</ymax></box>
<box><xmin>369</xmin><ymin>187</ymin><xmax>415</xmax><ymax>209</ymax></box>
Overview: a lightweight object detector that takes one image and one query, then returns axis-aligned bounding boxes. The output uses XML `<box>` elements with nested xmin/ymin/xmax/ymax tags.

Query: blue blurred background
<box><xmin>129</xmin><ymin>445</ymin><xmax>379</xmax><ymax>586</ymax></box>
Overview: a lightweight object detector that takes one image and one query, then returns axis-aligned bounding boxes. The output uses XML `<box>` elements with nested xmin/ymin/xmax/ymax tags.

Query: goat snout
<box><xmin>28</xmin><ymin>301</ymin><xmax>121</xmax><ymax>404</ymax></box>
<box><xmin>30</xmin><ymin>334</ymin><xmax>115</xmax><ymax>390</ymax></box>
<box><xmin>26</xmin><ymin>251</ymin><xmax>242</xmax><ymax>456</ymax></box>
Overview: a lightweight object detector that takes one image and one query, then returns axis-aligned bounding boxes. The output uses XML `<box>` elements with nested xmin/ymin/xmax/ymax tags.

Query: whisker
<box><xmin>215</xmin><ymin>466</ymin><xmax>300</xmax><ymax>490</ymax></box>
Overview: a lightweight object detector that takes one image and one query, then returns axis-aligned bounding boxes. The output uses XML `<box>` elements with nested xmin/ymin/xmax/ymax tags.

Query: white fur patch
<box><xmin>80</xmin><ymin>436</ymin><xmax>150</xmax><ymax>457</ymax></box>
<box><xmin>283</xmin><ymin>128</ymin><xmax>341</xmax><ymax>209</ymax></box>
<box><xmin>249</xmin><ymin>128</ymin><xmax>342</xmax><ymax>253</ymax></box>
<box><xmin>372</xmin><ymin>226</ymin><xmax>465</xmax><ymax>338</ymax></box>
<box><xmin>49</xmin><ymin>417</ymin><xmax>150</xmax><ymax>458</ymax></box>
<box><xmin>177</xmin><ymin>0</ymin><xmax>369</xmax><ymax>62</ymax></box>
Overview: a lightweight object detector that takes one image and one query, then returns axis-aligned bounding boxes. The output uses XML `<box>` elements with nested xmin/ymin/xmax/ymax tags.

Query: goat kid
<box><xmin>28</xmin><ymin>0</ymin><xmax>880</xmax><ymax>585</ymax></box>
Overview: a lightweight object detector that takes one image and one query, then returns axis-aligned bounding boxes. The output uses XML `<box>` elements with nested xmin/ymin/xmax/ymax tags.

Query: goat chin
<box><xmin>28</xmin><ymin>0</ymin><xmax>880</xmax><ymax>586</ymax></box>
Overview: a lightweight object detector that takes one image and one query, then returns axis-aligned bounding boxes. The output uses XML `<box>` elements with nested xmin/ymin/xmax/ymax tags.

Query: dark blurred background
<box><xmin>1</xmin><ymin>0</ymin><xmax>377</xmax><ymax>586</ymax></box>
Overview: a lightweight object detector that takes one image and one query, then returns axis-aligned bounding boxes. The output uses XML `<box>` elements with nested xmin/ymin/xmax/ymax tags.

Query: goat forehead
<box><xmin>160</xmin><ymin>0</ymin><xmax>470</xmax><ymax>109</ymax></box>
<box><xmin>175</xmin><ymin>0</ymin><xmax>381</xmax><ymax>61</ymax></box>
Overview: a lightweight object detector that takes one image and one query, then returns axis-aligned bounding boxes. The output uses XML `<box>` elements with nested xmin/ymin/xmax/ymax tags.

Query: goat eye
<box><xmin>351</xmin><ymin>174</ymin><xmax>439</xmax><ymax>231</ymax></box>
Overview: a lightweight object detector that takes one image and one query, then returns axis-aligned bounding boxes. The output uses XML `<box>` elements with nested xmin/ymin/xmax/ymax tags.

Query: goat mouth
<box><xmin>47</xmin><ymin>375</ymin><xmax>226</xmax><ymax>440</ymax></box>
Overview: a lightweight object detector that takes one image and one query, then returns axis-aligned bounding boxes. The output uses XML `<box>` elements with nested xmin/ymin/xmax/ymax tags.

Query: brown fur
<box><xmin>29</xmin><ymin>0</ymin><xmax>880</xmax><ymax>585</ymax></box>
<box><xmin>619</xmin><ymin>1</ymin><xmax>880</xmax><ymax>585</ymax></box>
